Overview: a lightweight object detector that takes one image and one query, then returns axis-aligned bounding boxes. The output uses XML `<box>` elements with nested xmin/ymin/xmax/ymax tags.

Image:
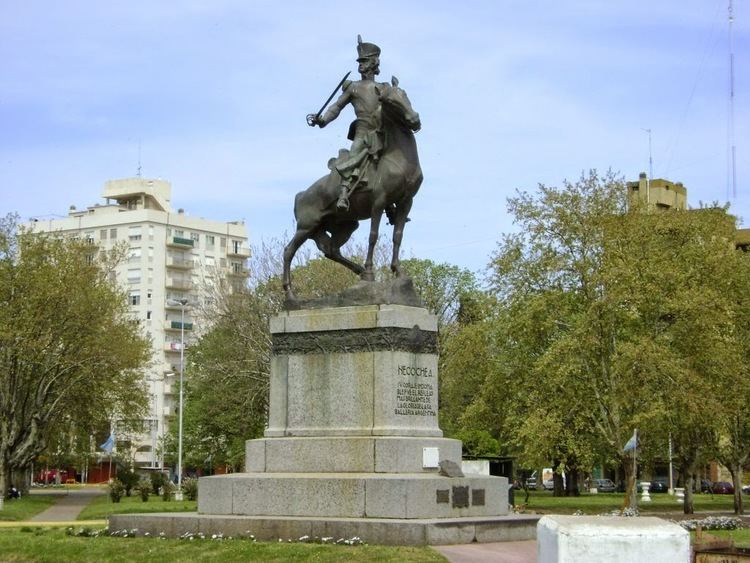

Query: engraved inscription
<box><xmin>472</xmin><ymin>488</ymin><xmax>485</xmax><ymax>506</ymax></box>
<box><xmin>452</xmin><ymin>485</ymin><xmax>469</xmax><ymax>509</ymax></box>
<box><xmin>394</xmin><ymin>381</ymin><xmax>436</xmax><ymax>416</ymax></box>
<box><xmin>436</xmin><ymin>489</ymin><xmax>450</xmax><ymax>504</ymax></box>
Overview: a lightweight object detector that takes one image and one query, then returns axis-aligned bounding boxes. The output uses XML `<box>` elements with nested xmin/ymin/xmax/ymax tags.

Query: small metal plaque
<box><xmin>472</xmin><ymin>488</ymin><xmax>485</xmax><ymax>506</ymax></box>
<box><xmin>452</xmin><ymin>485</ymin><xmax>469</xmax><ymax>508</ymax></box>
<box><xmin>436</xmin><ymin>489</ymin><xmax>450</xmax><ymax>504</ymax></box>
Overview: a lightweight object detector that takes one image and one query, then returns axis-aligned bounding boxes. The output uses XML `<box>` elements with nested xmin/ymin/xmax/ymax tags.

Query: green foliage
<box><xmin>117</xmin><ymin>470</ymin><xmax>139</xmax><ymax>497</ymax></box>
<box><xmin>161</xmin><ymin>480</ymin><xmax>174</xmax><ymax>501</ymax></box>
<box><xmin>0</xmin><ymin>214</ymin><xmax>150</xmax><ymax>495</ymax></box>
<box><xmin>445</xmin><ymin>170</ymin><xmax>750</xmax><ymax>506</ymax></box>
<box><xmin>108</xmin><ymin>480</ymin><xmax>124</xmax><ymax>503</ymax></box>
<box><xmin>181</xmin><ymin>477</ymin><xmax>198</xmax><ymax>501</ymax></box>
<box><xmin>135</xmin><ymin>479</ymin><xmax>150</xmax><ymax>502</ymax></box>
<box><xmin>454</xmin><ymin>429</ymin><xmax>499</xmax><ymax>457</ymax></box>
<box><xmin>149</xmin><ymin>472</ymin><xmax>166</xmax><ymax>496</ymax></box>
<box><xmin>400</xmin><ymin>258</ymin><xmax>478</xmax><ymax>326</ymax></box>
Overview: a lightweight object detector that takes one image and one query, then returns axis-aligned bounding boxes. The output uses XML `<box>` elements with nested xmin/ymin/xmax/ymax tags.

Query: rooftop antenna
<box><xmin>642</xmin><ymin>128</ymin><xmax>653</xmax><ymax>204</ymax></box>
<box><xmin>136</xmin><ymin>140</ymin><xmax>142</xmax><ymax>178</ymax></box>
<box><xmin>728</xmin><ymin>0</ymin><xmax>737</xmax><ymax>200</ymax></box>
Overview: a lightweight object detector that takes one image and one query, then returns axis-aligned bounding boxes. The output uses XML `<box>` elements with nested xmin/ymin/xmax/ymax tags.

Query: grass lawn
<box><xmin>78</xmin><ymin>494</ymin><xmax>197</xmax><ymax>520</ymax></box>
<box><xmin>0</xmin><ymin>495</ymin><xmax>57</xmax><ymax>521</ymax></box>
<box><xmin>0</xmin><ymin>528</ymin><xmax>447</xmax><ymax>563</ymax></box>
<box><xmin>516</xmin><ymin>490</ymin><xmax>738</xmax><ymax>514</ymax></box>
<box><xmin>701</xmin><ymin>528</ymin><xmax>750</xmax><ymax>549</ymax></box>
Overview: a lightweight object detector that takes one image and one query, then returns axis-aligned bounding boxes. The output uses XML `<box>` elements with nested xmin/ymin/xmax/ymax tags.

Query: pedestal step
<box><xmin>109</xmin><ymin>513</ymin><xmax>539</xmax><ymax>546</ymax></box>
<box><xmin>246</xmin><ymin>436</ymin><xmax>462</xmax><ymax>473</ymax></box>
<box><xmin>199</xmin><ymin>472</ymin><xmax>509</xmax><ymax>519</ymax></box>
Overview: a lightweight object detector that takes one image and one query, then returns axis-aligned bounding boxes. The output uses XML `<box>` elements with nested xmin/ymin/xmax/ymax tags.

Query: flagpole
<box><xmin>633</xmin><ymin>429</ymin><xmax>638</xmax><ymax>509</ymax></box>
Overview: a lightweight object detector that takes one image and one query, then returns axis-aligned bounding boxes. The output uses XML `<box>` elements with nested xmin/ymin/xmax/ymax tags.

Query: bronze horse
<box><xmin>282</xmin><ymin>77</ymin><xmax>422</xmax><ymax>300</ymax></box>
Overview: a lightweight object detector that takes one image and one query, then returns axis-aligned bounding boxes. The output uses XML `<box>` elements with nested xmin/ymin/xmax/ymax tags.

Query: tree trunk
<box><xmin>729</xmin><ymin>464</ymin><xmax>744</xmax><ymax>515</ymax></box>
<box><xmin>566</xmin><ymin>468</ymin><xmax>580</xmax><ymax>497</ymax></box>
<box><xmin>553</xmin><ymin>472</ymin><xmax>564</xmax><ymax>496</ymax></box>
<box><xmin>683</xmin><ymin>473</ymin><xmax>695</xmax><ymax>514</ymax></box>
<box><xmin>0</xmin><ymin>459</ymin><xmax>8</xmax><ymax>507</ymax></box>
<box><xmin>622</xmin><ymin>455</ymin><xmax>637</xmax><ymax>509</ymax></box>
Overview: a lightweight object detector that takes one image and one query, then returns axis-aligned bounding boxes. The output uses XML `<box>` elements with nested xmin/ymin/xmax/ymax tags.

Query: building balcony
<box><xmin>228</xmin><ymin>267</ymin><xmax>250</xmax><ymax>277</ymax></box>
<box><xmin>165</xmin><ymin>320</ymin><xmax>193</xmax><ymax>332</ymax></box>
<box><xmin>164</xmin><ymin>342</ymin><xmax>183</xmax><ymax>352</ymax></box>
<box><xmin>165</xmin><ymin>278</ymin><xmax>192</xmax><ymax>290</ymax></box>
<box><xmin>167</xmin><ymin>236</ymin><xmax>194</xmax><ymax>248</ymax></box>
<box><xmin>166</xmin><ymin>256</ymin><xmax>194</xmax><ymax>269</ymax></box>
<box><xmin>227</xmin><ymin>245</ymin><xmax>250</xmax><ymax>258</ymax></box>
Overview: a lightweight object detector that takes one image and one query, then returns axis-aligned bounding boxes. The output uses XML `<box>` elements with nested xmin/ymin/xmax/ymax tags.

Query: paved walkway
<box><xmin>435</xmin><ymin>540</ymin><xmax>536</xmax><ymax>563</ymax></box>
<box><xmin>29</xmin><ymin>487</ymin><xmax>105</xmax><ymax>523</ymax></box>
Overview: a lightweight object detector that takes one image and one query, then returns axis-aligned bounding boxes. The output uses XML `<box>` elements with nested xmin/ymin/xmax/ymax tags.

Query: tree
<box><xmin>472</xmin><ymin>171</ymin><xmax>750</xmax><ymax>508</ymax></box>
<box><xmin>400</xmin><ymin>258</ymin><xmax>478</xmax><ymax>327</ymax></box>
<box><xmin>0</xmin><ymin>215</ymin><xmax>150</xmax><ymax>498</ymax></box>
<box><xmin>601</xmin><ymin>205</ymin><xmax>750</xmax><ymax>512</ymax></box>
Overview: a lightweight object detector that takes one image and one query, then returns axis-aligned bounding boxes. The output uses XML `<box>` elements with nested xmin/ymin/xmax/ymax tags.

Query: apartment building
<box><xmin>26</xmin><ymin>177</ymin><xmax>249</xmax><ymax>469</ymax></box>
<box><xmin>627</xmin><ymin>173</ymin><xmax>688</xmax><ymax>210</ymax></box>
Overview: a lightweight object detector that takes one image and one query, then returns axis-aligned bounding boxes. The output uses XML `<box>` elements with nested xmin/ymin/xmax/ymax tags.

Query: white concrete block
<box><xmin>537</xmin><ymin>515</ymin><xmax>690</xmax><ymax>563</ymax></box>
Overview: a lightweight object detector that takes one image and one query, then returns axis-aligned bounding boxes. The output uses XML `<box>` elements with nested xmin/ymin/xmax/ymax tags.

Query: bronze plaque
<box><xmin>452</xmin><ymin>485</ymin><xmax>469</xmax><ymax>508</ymax></box>
<box><xmin>436</xmin><ymin>489</ymin><xmax>449</xmax><ymax>504</ymax></box>
<box><xmin>472</xmin><ymin>488</ymin><xmax>485</xmax><ymax>506</ymax></box>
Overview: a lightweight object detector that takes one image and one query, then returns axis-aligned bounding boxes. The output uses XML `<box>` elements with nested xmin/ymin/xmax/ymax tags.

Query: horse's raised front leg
<box><xmin>362</xmin><ymin>206</ymin><xmax>385</xmax><ymax>281</ymax></box>
<box><xmin>391</xmin><ymin>197</ymin><xmax>413</xmax><ymax>276</ymax></box>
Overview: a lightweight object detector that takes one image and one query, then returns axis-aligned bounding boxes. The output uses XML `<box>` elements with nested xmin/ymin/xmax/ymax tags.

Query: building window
<box><xmin>146</xmin><ymin>311</ymin><xmax>152</xmax><ymax>320</ymax></box>
<box><xmin>129</xmin><ymin>247</ymin><xmax>142</xmax><ymax>260</ymax></box>
<box><xmin>175</xmin><ymin>229</ymin><xmax>184</xmax><ymax>237</ymax></box>
<box><xmin>127</xmin><ymin>269</ymin><xmax>141</xmax><ymax>283</ymax></box>
<box><xmin>110</xmin><ymin>228</ymin><xmax>118</xmax><ymax>239</ymax></box>
<box><xmin>231</xmin><ymin>261</ymin><xmax>243</xmax><ymax>274</ymax></box>
<box><xmin>99</xmin><ymin>229</ymin><xmax>107</xmax><ymax>240</ymax></box>
<box><xmin>129</xmin><ymin>226</ymin><xmax>142</xmax><ymax>241</ymax></box>
<box><xmin>129</xmin><ymin>291</ymin><xmax>141</xmax><ymax>306</ymax></box>
<box><xmin>206</xmin><ymin>235</ymin><xmax>215</xmax><ymax>247</ymax></box>
<box><xmin>190</xmin><ymin>232</ymin><xmax>199</xmax><ymax>242</ymax></box>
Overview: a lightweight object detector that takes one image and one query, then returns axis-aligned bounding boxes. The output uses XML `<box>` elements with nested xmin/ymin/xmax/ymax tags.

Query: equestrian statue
<box><xmin>282</xmin><ymin>36</ymin><xmax>423</xmax><ymax>301</ymax></box>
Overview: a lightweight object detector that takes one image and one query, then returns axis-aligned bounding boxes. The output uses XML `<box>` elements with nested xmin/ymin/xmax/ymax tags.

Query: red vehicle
<box><xmin>710</xmin><ymin>481</ymin><xmax>734</xmax><ymax>494</ymax></box>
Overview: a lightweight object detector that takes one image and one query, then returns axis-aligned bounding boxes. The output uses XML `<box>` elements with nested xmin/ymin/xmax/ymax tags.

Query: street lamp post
<box><xmin>167</xmin><ymin>298</ymin><xmax>188</xmax><ymax>501</ymax></box>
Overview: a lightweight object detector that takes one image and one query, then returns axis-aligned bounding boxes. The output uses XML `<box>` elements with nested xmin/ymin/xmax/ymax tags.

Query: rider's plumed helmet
<box><xmin>356</xmin><ymin>35</ymin><xmax>381</xmax><ymax>62</ymax></box>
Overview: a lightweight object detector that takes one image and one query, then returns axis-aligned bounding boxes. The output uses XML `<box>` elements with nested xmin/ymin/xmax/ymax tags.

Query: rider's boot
<box><xmin>336</xmin><ymin>184</ymin><xmax>350</xmax><ymax>211</ymax></box>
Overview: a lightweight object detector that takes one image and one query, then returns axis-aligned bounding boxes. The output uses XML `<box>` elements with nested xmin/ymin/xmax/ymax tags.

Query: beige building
<box><xmin>627</xmin><ymin>173</ymin><xmax>688</xmax><ymax>211</ymax></box>
<box><xmin>26</xmin><ymin>178</ymin><xmax>249</xmax><ymax>468</ymax></box>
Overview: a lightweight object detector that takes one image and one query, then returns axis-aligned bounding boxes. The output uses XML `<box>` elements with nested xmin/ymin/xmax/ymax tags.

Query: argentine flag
<box><xmin>99</xmin><ymin>432</ymin><xmax>115</xmax><ymax>454</ymax></box>
<box><xmin>623</xmin><ymin>429</ymin><xmax>638</xmax><ymax>452</ymax></box>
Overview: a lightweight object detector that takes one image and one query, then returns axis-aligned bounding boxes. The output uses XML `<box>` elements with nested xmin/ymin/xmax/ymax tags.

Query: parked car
<box><xmin>592</xmin><ymin>478</ymin><xmax>616</xmax><ymax>493</ymax></box>
<box><xmin>711</xmin><ymin>481</ymin><xmax>735</xmax><ymax>495</ymax></box>
<box><xmin>649</xmin><ymin>478</ymin><xmax>669</xmax><ymax>493</ymax></box>
<box><xmin>742</xmin><ymin>484</ymin><xmax>750</xmax><ymax>495</ymax></box>
<box><xmin>542</xmin><ymin>479</ymin><xmax>555</xmax><ymax>490</ymax></box>
<box><xmin>700</xmin><ymin>479</ymin><xmax>713</xmax><ymax>493</ymax></box>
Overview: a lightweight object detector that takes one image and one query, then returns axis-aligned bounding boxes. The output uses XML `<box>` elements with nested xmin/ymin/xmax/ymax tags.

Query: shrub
<box><xmin>150</xmin><ymin>472</ymin><xmax>166</xmax><ymax>495</ymax></box>
<box><xmin>182</xmin><ymin>477</ymin><xmax>198</xmax><ymax>501</ymax></box>
<box><xmin>108</xmin><ymin>479</ymin><xmax>125</xmax><ymax>503</ymax></box>
<box><xmin>135</xmin><ymin>479</ymin><xmax>150</xmax><ymax>502</ymax></box>
<box><xmin>118</xmin><ymin>470</ymin><xmax>139</xmax><ymax>497</ymax></box>
<box><xmin>161</xmin><ymin>479</ymin><xmax>174</xmax><ymax>501</ymax></box>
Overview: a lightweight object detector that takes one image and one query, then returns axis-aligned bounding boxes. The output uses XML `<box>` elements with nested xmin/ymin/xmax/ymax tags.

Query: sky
<box><xmin>1</xmin><ymin>1</ymin><xmax>748</xmax><ymax>275</ymax></box>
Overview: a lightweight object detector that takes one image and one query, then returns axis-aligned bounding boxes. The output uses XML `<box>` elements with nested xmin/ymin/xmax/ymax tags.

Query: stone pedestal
<box><xmin>537</xmin><ymin>516</ymin><xmax>690</xmax><ymax>563</ymax></box>
<box><xmin>112</xmin><ymin>303</ymin><xmax>524</xmax><ymax>544</ymax></box>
